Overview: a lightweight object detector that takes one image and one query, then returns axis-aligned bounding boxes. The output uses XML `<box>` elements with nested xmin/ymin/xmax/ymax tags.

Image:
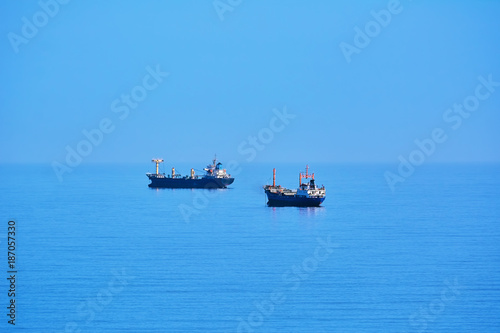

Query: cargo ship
<box><xmin>147</xmin><ymin>157</ymin><xmax>234</xmax><ymax>188</ymax></box>
<box><xmin>263</xmin><ymin>166</ymin><xmax>326</xmax><ymax>207</ymax></box>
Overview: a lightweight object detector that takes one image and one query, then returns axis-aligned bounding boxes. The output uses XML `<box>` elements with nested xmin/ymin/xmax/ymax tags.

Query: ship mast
<box><xmin>273</xmin><ymin>168</ymin><xmax>276</xmax><ymax>187</ymax></box>
<box><xmin>152</xmin><ymin>159</ymin><xmax>164</xmax><ymax>175</ymax></box>
<box><xmin>299</xmin><ymin>165</ymin><xmax>314</xmax><ymax>186</ymax></box>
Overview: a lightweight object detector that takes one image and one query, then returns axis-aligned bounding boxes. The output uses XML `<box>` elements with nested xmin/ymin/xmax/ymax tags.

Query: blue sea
<box><xmin>1</xmin><ymin>163</ymin><xmax>499</xmax><ymax>332</ymax></box>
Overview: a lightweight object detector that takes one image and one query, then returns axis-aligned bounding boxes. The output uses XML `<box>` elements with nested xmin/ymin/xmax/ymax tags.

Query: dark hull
<box><xmin>265</xmin><ymin>191</ymin><xmax>325</xmax><ymax>207</ymax></box>
<box><xmin>148</xmin><ymin>176</ymin><xmax>234</xmax><ymax>189</ymax></box>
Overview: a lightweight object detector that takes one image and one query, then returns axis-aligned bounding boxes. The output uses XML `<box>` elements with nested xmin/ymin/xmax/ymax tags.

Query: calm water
<box><xmin>0</xmin><ymin>163</ymin><xmax>499</xmax><ymax>332</ymax></box>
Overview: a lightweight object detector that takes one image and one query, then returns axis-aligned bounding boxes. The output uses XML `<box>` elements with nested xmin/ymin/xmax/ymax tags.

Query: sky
<box><xmin>1</xmin><ymin>0</ymin><xmax>499</xmax><ymax>166</ymax></box>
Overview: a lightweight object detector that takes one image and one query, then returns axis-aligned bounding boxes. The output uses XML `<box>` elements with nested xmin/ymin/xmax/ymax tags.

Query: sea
<box><xmin>0</xmin><ymin>163</ymin><xmax>499</xmax><ymax>332</ymax></box>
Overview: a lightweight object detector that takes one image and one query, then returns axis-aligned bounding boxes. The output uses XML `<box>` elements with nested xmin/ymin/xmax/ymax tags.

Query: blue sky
<box><xmin>1</xmin><ymin>0</ymin><xmax>499</xmax><ymax>165</ymax></box>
